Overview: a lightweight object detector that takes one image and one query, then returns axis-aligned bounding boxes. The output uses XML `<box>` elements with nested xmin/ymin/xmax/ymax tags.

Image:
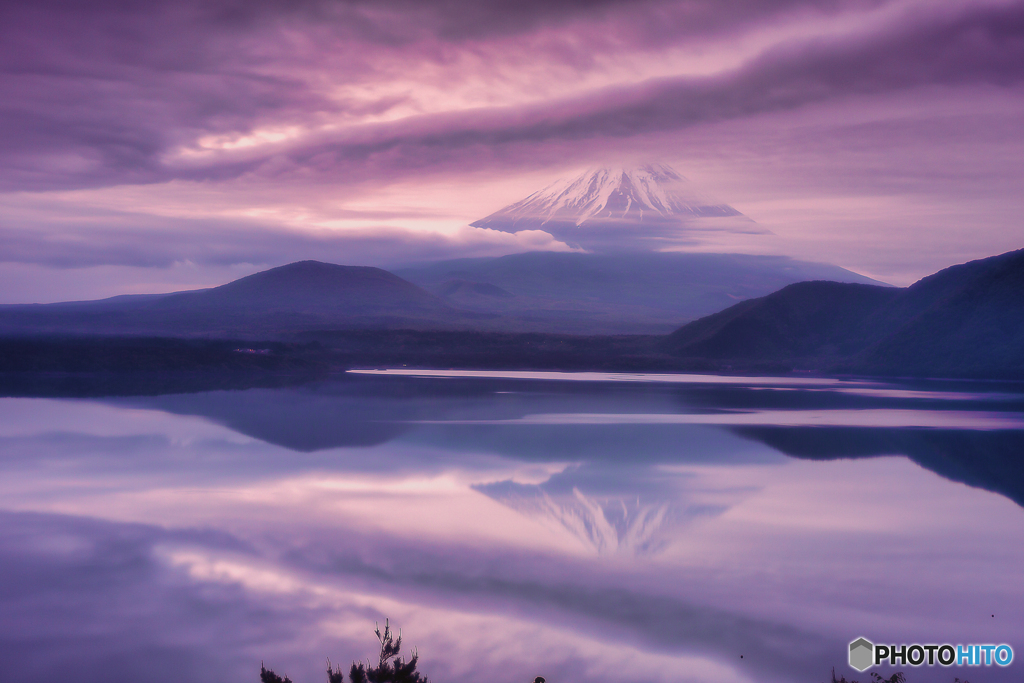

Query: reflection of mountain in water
<box><xmin>478</xmin><ymin>480</ymin><xmax>672</xmax><ymax>554</ymax></box>
<box><xmin>108</xmin><ymin>374</ymin><xmax>730</xmax><ymax>454</ymax></box>
<box><xmin>114</xmin><ymin>386</ymin><xmax>415</xmax><ymax>451</ymax></box>
<box><xmin>736</xmin><ymin>427</ymin><xmax>1024</xmax><ymax>509</ymax></box>
<box><xmin>105</xmin><ymin>373</ymin><xmax>505</xmax><ymax>451</ymax></box>
<box><xmin>86</xmin><ymin>372</ymin><xmax>1024</xmax><ymax>517</ymax></box>
<box><xmin>475</xmin><ymin>465</ymin><xmax>726</xmax><ymax>555</ymax></box>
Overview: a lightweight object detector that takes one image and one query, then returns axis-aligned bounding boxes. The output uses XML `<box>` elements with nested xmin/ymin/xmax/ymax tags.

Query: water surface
<box><xmin>1</xmin><ymin>370</ymin><xmax>1022</xmax><ymax>683</ymax></box>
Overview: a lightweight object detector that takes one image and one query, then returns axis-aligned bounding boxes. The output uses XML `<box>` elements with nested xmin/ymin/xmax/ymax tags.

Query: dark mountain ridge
<box><xmin>854</xmin><ymin>248</ymin><xmax>1024</xmax><ymax>377</ymax></box>
<box><xmin>2</xmin><ymin>249</ymin><xmax>1022</xmax><ymax>380</ymax></box>
<box><xmin>665</xmin><ymin>281</ymin><xmax>901</xmax><ymax>361</ymax></box>
<box><xmin>0</xmin><ymin>261</ymin><xmax>461</xmax><ymax>337</ymax></box>
<box><xmin>0</xmin><ymin>252</ymin><xmax>883</xmax><ymax>337</ymax></box>
<box><xmin>153</xmin><ymin>261</ymin><xmax>447</xmax><ymax>314</ymax></box>
<box><xmin>666</xmin><ymin>248</ymin><xmax>1024</xmax><ymax>378</ymax></box>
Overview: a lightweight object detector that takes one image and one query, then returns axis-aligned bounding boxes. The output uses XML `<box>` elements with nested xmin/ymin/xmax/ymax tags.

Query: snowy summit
<box><xmin>471</xmin><ymin>164</ymin><xmax>766</xmax><ymax>251</ymax></box>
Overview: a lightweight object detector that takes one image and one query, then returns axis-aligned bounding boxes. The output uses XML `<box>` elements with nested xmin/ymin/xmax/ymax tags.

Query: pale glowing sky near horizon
<box><xmin>2</xmin><ymin>0</ymin><xmax>1023</xmax><ymax>301</ymax></box>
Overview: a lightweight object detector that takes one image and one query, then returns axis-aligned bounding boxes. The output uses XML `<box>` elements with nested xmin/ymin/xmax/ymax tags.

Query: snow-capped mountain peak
<box><xmin>470</xmin><ymin>163</ymin><xmax>761</xmax><ymax>251</ymax></box>
<box><xmin>512</xmin><ymin>164</ymin><xmax>735</xmax><ymax>227</ymax></box>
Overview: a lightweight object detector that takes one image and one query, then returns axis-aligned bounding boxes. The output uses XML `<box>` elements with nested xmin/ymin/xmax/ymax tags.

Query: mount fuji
<box><xmin>471</xmin><ymin>163</ymin><xmax>768</xmax><ymax>250</ymax></box>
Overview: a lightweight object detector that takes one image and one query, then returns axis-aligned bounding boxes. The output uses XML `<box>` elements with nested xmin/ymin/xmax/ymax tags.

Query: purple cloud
<box><xmin>1</xmin><ymin>0</ymin><xmax>1022</xmax><ymax>296</ymax></box>
<box><xmin>230</xmin><ymin>2</ymin><xmax>1024</xmax><ymax>184</ymax></box>
<box><xmin>4</xmin><ymin>0</ymin><xmax>1020</xmax><ymax>192</ymax></box>
<box><xmin>0</xmin><ymin>211</ymin><xmax>570</xmax><ymax>270</ymax></box>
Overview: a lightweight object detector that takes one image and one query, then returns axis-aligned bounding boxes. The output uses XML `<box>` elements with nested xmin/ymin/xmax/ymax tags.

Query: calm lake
<box><xmin>1</xmin><ymin>370</ymin><xmax>1023</xmax><ymax>683</ymax></box>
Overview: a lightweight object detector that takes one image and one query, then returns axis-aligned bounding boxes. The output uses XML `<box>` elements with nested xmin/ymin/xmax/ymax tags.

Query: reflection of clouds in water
<box><xmin>0</xmin><ymin>510</ymin><xmax>330</xmax><ymax>683</ymax></box>
<box><xmin>3</xmin><ymin>375</ymin><xmax>1024</xmax><ymax>683</ymax></box>
<box><xmin>268</xmin><ymin>523</ymin><xmax>827</xmax><ymax>682</ymax></box>
<box><xmin>0</xmin><ymin>509</ymin><xmax>817</xmax><ymax>683</ymax></box>
<box><xmin>475</xmin><ymin>464</ymin><xmax>728</xmax><ymax>556</ymax></box>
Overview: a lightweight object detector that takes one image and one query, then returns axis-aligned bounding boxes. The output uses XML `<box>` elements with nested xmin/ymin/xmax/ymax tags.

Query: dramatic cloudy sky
<box><xmin>2</xmin><ymin>0</ymin><xmax>1023</xmax><ymax>301</ymax></box>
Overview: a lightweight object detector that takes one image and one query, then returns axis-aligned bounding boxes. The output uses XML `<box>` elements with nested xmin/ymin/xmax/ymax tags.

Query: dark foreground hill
<box><xmin>665</xmin><ymin>248</ymin><xmax>1024</xmax><ymax>378</ymax></box>
<box><xmin>0</xmin><ymin>261</ymin><xmax>464</xmax><ymax>337</ymax></box>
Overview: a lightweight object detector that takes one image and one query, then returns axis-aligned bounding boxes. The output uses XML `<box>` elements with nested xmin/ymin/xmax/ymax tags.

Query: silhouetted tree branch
<box><xmin>262</xmin><ymin>620</ymin><xmax>432</xmax><ymax>683</ymax></box>
<box><xmin>261</xmin><ymin>662</ymin><xmax>293</xmax><ymax>683</ymax></box>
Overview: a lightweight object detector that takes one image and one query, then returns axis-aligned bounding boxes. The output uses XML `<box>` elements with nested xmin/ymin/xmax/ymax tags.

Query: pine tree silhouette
<box><xmin>261</xmin><ymin>620</ymin><xmax>432</xmax><ymax>683</ymax></box>
<box><xmin>261</xmin><ymin>662</ymin><xmax>293</xmax><ymax>683</ymax></box>
<box><xmin>349</xmin><ymin>620</ymin><xmax>428</xmax><ymax>683</ymax></box>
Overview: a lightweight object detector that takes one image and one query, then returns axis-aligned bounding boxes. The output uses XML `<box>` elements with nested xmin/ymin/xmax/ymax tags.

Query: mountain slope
<box><xmin>155</xmin><ymin>261</ymin><xmax>448</xmax><ymax>314</ymax></box>
<box><xmin>665</xmin><ymin>281</ymin><xmax>900</xmax><ymax>361</ymax></box>
<box><xmin>396</xmin><ymin>251</ymin><xmax>885</xmax><ymax>334</ymax></box>
<box><xmin>0</xmin><ymin>254</ymin><xmax>883</xmax><ymax>337</ymax></box>
<box><xmin>0</xmin><ymin>261</ymin><xmax>460</xmax><ymax>337</ymax></box>
<box><xmin>665</xmin><ymin>248</ymin><xmax>1024</xmax><ymax>378</ymax></box>
<box><xmin>470</xmin><ymin>164</ymin><xmax>766</xmax><ymax>250</ymax></box>
<box><xmin>855</xmin><ymin>248</ymin><xmax>1024</xmax><ymax>377</ymax></box>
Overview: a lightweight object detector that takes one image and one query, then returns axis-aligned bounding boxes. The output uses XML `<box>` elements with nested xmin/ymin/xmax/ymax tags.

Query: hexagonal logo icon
<box><xmin>849</xmin><ymin>637</ymin><xmax>874</xmax><ymax>672</ymax></box>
